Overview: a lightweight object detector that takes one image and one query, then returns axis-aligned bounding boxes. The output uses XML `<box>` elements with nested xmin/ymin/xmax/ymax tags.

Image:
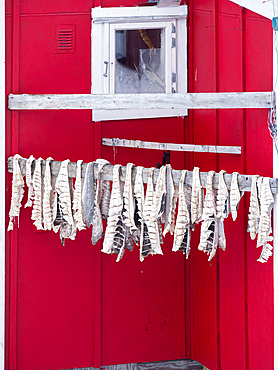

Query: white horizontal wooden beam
<box><xmin>7</xmin><ymin>156</ymin><xmax>278</xmax><ymax>194</ymax></box>
<box><xmin>8</xmin><ymin>92</ymin><xmax>274</xmax><ymax>110</ymax></box>
<box><xmin>91</xmin><ymin>5</ymin><xmax>187</xmax><ymax>23</ymax></box>
<box><xmin>102</xmin><ymin>138</ymin><xmax>242</xmax><ymax>155</ymax></box>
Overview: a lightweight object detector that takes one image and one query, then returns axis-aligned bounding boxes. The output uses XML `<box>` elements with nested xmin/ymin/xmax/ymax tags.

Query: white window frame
<box><xmin>91</xmin><ymin>5</ymin><xmax>188</xmax><ymax>121</ymax></box>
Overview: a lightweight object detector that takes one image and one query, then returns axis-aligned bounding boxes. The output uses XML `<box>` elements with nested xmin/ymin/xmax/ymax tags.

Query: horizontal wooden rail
<box><xmin>8</xmin><ymin>92</ymin><xmax>275</xmax><ymax>110</ymax></box>
<box><xmin>102</xmin><ymin>138</ymin><xmax>242</xmax><ymax>155</ymax></box>
<box><xmin>7</xmin><ymin>156</ymin><xmax>278</xmax><ymax>194</ymax></box>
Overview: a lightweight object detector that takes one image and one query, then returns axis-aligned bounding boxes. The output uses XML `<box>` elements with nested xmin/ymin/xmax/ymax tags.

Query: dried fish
<box><xmin>91</xmin><ymin>205</ymin><xmax>103</xmax><ymax>245</ymax></box>
<box><xmin>140</xmin><ymin>167</ymin><xmax>162</xmax><ymax>261</ymax></box>
<box><xmin>133</xmin><ymin>166</ymin><xmax>144</xmax><ymax>245</ymax></box>
<box><xmin>198</xmin><ymin>171</ymin><xmax>219</xmax><ymax>261</ymax></box>
<box><xmin>8</xmin><ymin>154</ymin><xmax>25</xmax><ymax>231</ymax></box>
<box><xmin>230</xmin><ymin>172</ymin><xmax>243</xmax><ymax>221</ymax></box>
<box><xmin>257</xmin><ymin>177</ymin><xmax>274</xmax><ymax>263</ymax></box>
<box><xmin>31</xmin><ymin>158</ymin><xmax>44</xmax><ymax>230</ymax></box>
<box><xmin>53</xmin><ymin>192</ymin><xmax>66</xmax><ymax>232</ymax></box>
<box><xmin>163</xmin><ymin>186</ymin><xmax>178</xmax><ymax>237</ymax></box>
<box><xmin>134</xmin><ymin>166</ymin><xmax>144</xmax><ymax>225</ymax></box>
<box><xmin>55</xmin><ymin>159</ymin><xmax>74</xmax><ymax>226</ymax></box>
<box><xmin>191</xmin><ymin>167</ymin><xmax>203</xmax><ymax>228</ymax></box>
<box><xmin>53</xmin><ymin>159</ymin><xmax>75</xmax><ymax>243</ymax></box>
<box><xmin>82</xmin><ymin>162</ymin><xmax>95</xmax><ymax>228</ymax></box>
<box><xmin>184</xmin><ymin>184</ymin><xmax>192</xmax><ymax>224</ymax></box>
<box><xmin>100</xmin><ymin>180</ymin><xmax>110</xmax><ymax>220</ymax></box>
<box><xmin>72</xmin><ymin>160</ymin><xmax>86</xmax><ymax>231</ymax></box>
<box><xmin>216</xmin><ymin>170</ymin><xmax>230</xmax><ymax>221</ymax></box>
<box><xmin>247</xmin><ymin>175</ymin><xmax>260</xmax><ymax>240</ymax></box>
<box><xmin>24</xmin><ymin>155</ymin><xmax>35</xmax><ymax>208</ymax></box>
<box><xmin>59</xmin><ymin>222</ymin><xmax>77</xmax><ymax>246</ymax></box>
<box><xmin>153</xmin><ymin>165</ymin><xmax>167</xmax><ymax>223</ymax></box>
<box><xmin>42</xmin><ymin>157</ymin><xmax>55</xmax><ymax>230</ymax></box>
<box><xmin>102</xmin><ymin>165</ymin><xmax>123</xmax><ymax>254</ymax></box>
<box><xmin>173</xmin><ymin>170</ymin><xmax>191</xmax><ymax>258</ymax></box>
<box><xmin>112</xmin><ymin>215</ymin><xmax>126</xmax><ymax>261</ymax></box>
<box><xmin>164</xmin><ymin>164</ymin><xmax>174</xmax><ymax>231</ymax></box>
<box><xmin>91</xmin><ymin>161</ymin><xmax>109</xmax><ymax>245</ymax></box>
<box><xmin>122</xmin><ymin>162</ymin><xmax>137</xmax><ymax>231</ymax></box>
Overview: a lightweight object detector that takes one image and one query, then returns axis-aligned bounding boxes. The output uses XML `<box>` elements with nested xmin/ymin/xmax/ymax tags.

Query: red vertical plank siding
<box><xmin>217</xmin><ymin>8</ymin><xmax>247</xmax><ymax>370</ymax></box>
<box><xmin>244</xmin><ymin>11</ymin><xmax>274</xmax><ymax>370</ymax></box>
<box><xmin>5</xmin><ymin>12</ymin><xmax>13</xmax><ymax>370</ymax></box>
<box><xmin>101</xmin><ymin>117</ymin><xmax>186</xmax><ymax>366</ymax></box>
<box><xmin>188</xmin><ymin>5</ymin><xmax>218</xmax><ymax>370</ymax></box>
<box><xmin>4</xmin><ymin>0</ymin><xmax>274</xmax><ymax>369</ymax></box>
<box><xmin>187</xmin><ymin>1</ymin><xmax>273</xmax><ymax>370</ymax></box>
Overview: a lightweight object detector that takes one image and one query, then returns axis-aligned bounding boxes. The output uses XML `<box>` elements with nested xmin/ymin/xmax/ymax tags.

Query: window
<box><xmin>91</xmin><ymin>5</ymin><xmax>187</xmax><ymax>121</ymax></box>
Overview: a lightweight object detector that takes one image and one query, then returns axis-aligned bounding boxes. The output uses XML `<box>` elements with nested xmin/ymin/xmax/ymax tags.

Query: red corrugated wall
<box><xmin>5</xmin><ymin>0</ymin><xmax>274</xmax><ymax>369</ymax></box>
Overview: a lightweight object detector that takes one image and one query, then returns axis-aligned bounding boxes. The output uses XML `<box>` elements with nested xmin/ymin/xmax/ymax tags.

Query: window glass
<box><xmin>115</xmin><ymin>29</ymin><xmax>165</xmax><ymax>93</ymax></box>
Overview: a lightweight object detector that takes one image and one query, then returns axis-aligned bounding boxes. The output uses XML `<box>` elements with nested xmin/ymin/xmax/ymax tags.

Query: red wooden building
<box><xmin>2</xmin><ymin>0</ymin><xmax>276</xmax><ymax>369</ymax></box>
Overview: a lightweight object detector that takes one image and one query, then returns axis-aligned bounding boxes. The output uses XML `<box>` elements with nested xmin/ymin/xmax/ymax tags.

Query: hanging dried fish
<box><xmin>53</xmin><ymin>159</ymin><xmax>76</xmax><ymax>244</ymax></box>
<box><xmin>100</xmin><ymin>180</ymin><xmax>111</xmax><ymax>220</ymax></box>
<box><xmin>230</xmin><ymin>172</ymin><xmax>243</xmax><ymax>221</ymax></box>
<box><xmin>140</xmin><ymin>167</ymin><xmax>163</xmax><ymax>261</ymax></box>
<box><xmin>72</xmin><ymin>160</ymin><xmax>86</xmax><ymax>231</ymax></box>
<box><xmin>24</xmin><ymin>155</ymin><xmax>35</xmax><ymax>208</ymax></box>
<box><xmin>82</xmin><ymin>162</ymin><xmax>96</xmax><ymax>228</ymax></box>
<box><xmin>42</xmin><ymin>157</ymin><xmax>55</xmax><ymax>231</ymax></box>
<box><xmin>102</xmin><ymin>164</ymin><xmax>123</xmax><ymax>254</ymax></box>
<box><xmin>163</xmin><ymin>186</ymin><xmax>178</xmax><ymax>237</ymax></box>
<box><xmin>216</xmin><ymin>170</ymin><xmax>230</xmax><ymax>221</ymax></box>
<box><xmin>191</xmin><ymin>167</ymin><xmax>203</xmax><ymax>228</ymax></box>
<box><xmin>184</xmin><ymin>184</ymin><xmax>192</xmax><ymax>224</ymax></box>
<box><xmin>31</xmin><ymin>158</ymin><xmax>44</xmax><ymax>230</ymax></box>
<box><xmin>198</xmin><ymin>170</ymin><xmax>219</xmax><ymax>261</ymax></box>
<box><xmin>55</xmin><ymin>159</ymin><xmax>74</xmax><ymax>226</ymax></box>
<box><xmin>257</xmin><ymin>177</ymin><xmax>274</xmax><ymax>263</ymax></box>
<box><xmin>112</xmin><ymin>215</ymin><xmax>126</xmax><ymax>261</ymax></box>
<box><xmin>94</xmin><ymin>159</ymin><xmax>111</xmax><ymax>220</ymax></box>
<box><xmin>122</xmin><ymin>162</ymin><xmax>137</xmax><ymax>232</ymax></box>
<box><xmin>153</xmin><ymin>165</ymin><xmax>166</xmax><ymax>243</ymax></box>
<box><xmin>133</xmin><ymin>166</ymin><xmax>145</xmax><ymax>245</ymax></box>
<box><xmin>247</xmin><ymin>175</ymin><xmax>260</xmax><ymax>240</ymax></box>
<box><xmin>91</xmin><ymin>161</ymin><xmax>108</xmax><ymax>245</ymax></box>
<box><xmin>59</xmin><ymin>222</ymin><xmax>77</xmax><ymax>245</ymax></box>
<box><xmin>164</xmin><ymin>164</ymin><xmax>175</xmax><ymax>231</ymax></box>
<box><xmin>53</xmin><ymin>192</ymin><xmax>66</xmax><ymax>232</ymax></box>
<box><xmin>173</xmin><ymin>170</ymin><xmax>191</xmax><ymax>258</ymax></box>
<box><xmin>8</xmin><ymin>154</ymin><xmax>25</xmax><ymax>231</ymax></box>
<box><xmin>153</xmin><ymin>165</ymin><xmax>167</xmax><ymax>223</ymax></box>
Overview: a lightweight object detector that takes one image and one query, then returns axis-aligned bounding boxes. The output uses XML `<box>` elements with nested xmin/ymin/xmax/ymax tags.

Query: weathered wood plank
<box><xmin>102</xmin><ymin>138</ymin><xmax>242</xmax><ymax>155</ymax></box>
<box><xmin>8</xmin><ymin>92</ymin><xmax>274</xmax><ymax>110</ymax></box>
<box><xmin>7</xmin><ymin>156</ymin><xmax>278</xmax><ymax>194</ymax></box>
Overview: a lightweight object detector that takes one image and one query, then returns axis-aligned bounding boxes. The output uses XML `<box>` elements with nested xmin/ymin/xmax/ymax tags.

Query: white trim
<box><xmin>0</xmin><ymin>0</ymin><xmax>5</xmax><ymax>368</ymax></box>
<box><xmin>91</xmin><ymin>5</ymin><xmax>187</xmax><ymax>23</ymax></box>
<box><xmin>229</xmin><ymin>0</ymin><xmax>276</xmax><ymax>20</ymax></box>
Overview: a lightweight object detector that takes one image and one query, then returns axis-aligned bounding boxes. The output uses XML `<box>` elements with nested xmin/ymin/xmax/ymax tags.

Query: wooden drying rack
<box><xmin>7</xmin><ymin>156</ymin><xmax>278</xmax><ymax>194</ymax></box>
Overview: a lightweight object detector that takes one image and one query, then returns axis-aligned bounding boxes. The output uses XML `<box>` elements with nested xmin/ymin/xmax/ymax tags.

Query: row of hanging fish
<box><xmin>8</xmin><ymin>155</ymin><xmax>275</xmax><ymax>263</ymax></box>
